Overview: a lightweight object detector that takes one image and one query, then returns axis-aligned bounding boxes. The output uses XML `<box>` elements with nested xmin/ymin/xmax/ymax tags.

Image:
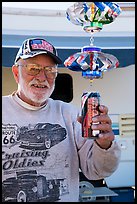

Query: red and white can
<box><xmin>81</xmin><ymin>92</ymin><xmax>100</xmax><ymax>138</ymax></box>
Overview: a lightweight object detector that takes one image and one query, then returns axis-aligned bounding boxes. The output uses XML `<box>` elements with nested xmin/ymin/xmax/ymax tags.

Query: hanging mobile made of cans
<box><xmin>64</xmin><ymin>2</ymin><xmax>122</xmax><ymax>84</ymax></box>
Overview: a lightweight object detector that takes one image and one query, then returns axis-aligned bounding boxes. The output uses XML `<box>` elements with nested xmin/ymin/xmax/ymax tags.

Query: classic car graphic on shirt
<box><xmin>16</xmin><ymin>123</ymin><xmax>67</xmax><ymax>150</ymax></box>
<box><xmin>2</xmin><ymin>170</ymin><xmax>67</xmax><ymax>202</ymax></box>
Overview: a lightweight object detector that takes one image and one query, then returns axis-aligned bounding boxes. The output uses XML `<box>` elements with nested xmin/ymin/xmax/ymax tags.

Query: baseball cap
<box><xmin>14</xmin><ymin>38</ymin><xmax>62</xmax><ymax>64</ymax></box>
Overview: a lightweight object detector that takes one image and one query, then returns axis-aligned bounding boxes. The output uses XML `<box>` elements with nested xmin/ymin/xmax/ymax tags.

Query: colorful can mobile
<box><xmin>81</xmin><ymin>92</ymin><xmax>100</xmax><ymax>139</ymax></box>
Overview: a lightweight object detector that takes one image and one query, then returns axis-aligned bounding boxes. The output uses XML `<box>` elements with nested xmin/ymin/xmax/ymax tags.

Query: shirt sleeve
<box><xmin>73</xmin><ymin>119</ymin><xmax>121</xmax><ymax>180</ymax></box>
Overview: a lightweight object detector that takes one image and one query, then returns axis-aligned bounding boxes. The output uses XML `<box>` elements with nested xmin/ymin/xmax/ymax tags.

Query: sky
<box><xmin>2</xmin><ymin>2</ymin><xmax>75</xmax><ymax>10</ymax></box>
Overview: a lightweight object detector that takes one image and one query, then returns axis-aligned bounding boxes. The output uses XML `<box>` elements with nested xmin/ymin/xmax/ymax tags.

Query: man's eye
<box><xmin>30</xmin><ymin>68</ymin><xmax>38</xmax><ymax>72</ymax></box>
<box><xmin>44</xmin><ymin>67</ymin><xmax>51</xmax><ymax>71</ymax></box>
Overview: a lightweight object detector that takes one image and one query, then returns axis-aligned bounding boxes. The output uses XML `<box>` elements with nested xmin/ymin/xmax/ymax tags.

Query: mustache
<box><xmin>29</xmin><ymin>78</ymin><xmax>50</xmax><ymax>89</ymax></box>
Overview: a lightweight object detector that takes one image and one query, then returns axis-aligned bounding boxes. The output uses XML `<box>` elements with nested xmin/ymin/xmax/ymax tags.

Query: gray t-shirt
<box><xmin>2</xmin><ymin>93</ymin><xmax>121</xmax><ymax>202</ymax></box>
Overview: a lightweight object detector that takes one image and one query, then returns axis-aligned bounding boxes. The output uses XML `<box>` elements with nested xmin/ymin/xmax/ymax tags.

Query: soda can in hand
<box><xmin>81</xmin><ymin>92</ymin><xmax>100</xmax><ymax>139</ymax></box>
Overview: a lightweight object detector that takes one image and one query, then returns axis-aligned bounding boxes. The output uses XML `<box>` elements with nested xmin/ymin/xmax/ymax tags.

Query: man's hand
<box><xmin>77</xmin><ymin>105</ymin><xmax>115</xmax><ymax>149</ymax></box>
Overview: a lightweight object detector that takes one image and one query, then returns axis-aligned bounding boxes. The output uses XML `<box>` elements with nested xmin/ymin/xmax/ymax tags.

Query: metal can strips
<box><xmin>81</xmin><ymin>92</ymin><xmax>100</xmax><ymax>138</ymax></box>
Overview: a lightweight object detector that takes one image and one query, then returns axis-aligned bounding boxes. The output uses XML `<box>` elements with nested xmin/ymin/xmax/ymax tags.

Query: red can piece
<box><xmin>81</xmin><ymin>92</ymin><xmax>100</xmax><ymax>139</ymax></box>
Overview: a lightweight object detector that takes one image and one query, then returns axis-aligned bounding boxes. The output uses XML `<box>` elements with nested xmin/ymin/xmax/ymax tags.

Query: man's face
<box><xmin>13</xmin><ymin>54</ymin><xmax>57</xmax><ymax>106</ymax></box>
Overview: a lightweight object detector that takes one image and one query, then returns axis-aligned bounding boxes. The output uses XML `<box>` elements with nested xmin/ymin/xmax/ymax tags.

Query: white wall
<box><xmin>61</xmin><ymin>64</ymin><xmax>135</xmax><ymax>115</ymax></box>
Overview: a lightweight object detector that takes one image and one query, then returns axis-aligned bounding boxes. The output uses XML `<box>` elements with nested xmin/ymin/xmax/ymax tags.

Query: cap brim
<box><xmin>15</xmin><ymin>50</ymin><xmax>62</xmax><ymax>64</ymax></box>
<box><xmin>46</xmin><ymin>51</ymin><xmax>62</xmax><ymax>64</ymax></box>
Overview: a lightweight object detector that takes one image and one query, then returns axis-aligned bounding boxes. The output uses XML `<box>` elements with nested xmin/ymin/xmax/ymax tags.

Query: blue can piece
<box><xmin>67</xmin><ymin>61</ymin><xmax>82</xmax><ymax>71</ymax></box>
<box><xmin>82</xmin><ymin>70</ymin><xmax>102</xmax><ymax>79</ymax></box>
<box><xmin>94</xmin><ymin>2</ymin><xmax>106</xmax><ymax>11</ymax></box>
<box><xmin>83</xmin><ymin>2</ymin><xmax>89</xmax><ymax>13</ymax></box>
<box><xmin>105</xmin><ymin>2</ymin><xmax>121</xmax><ymax>15</ymax></box>
<box><xmin>66</xmin><ymin>12</ymin><xmax>70</xmax><ymax>21</ymax></box>
<box><xmin>82</xmin><ymin>46</ymin><xmax>101</xmax><ymax>53</ymax></box>
<box><xmin>105</xmin><ymin>2</ymin><xmax>114</xmax><ymax>7</ymax></box>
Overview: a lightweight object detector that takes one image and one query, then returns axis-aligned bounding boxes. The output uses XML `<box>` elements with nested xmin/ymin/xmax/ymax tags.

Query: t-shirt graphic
<box><xmin>17</xmin><ymin>123</ymin><xmax>67</xmax><ymax>150</ymax></box>
<box><xmin>2</xmin><ymin>123</ymin><xmax>69</xmax><ymax>202</ymax></box>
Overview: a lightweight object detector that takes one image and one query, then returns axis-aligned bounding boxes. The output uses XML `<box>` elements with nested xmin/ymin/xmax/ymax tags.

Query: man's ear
<box><xmin>12</xmin><ymin>65</ymin><xmax>19</xmax><ymax>83</ymax></box>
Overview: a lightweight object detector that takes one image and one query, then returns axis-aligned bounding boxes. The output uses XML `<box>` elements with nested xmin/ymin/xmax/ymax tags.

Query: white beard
<box><xmin>18</xmin><ymin>70</ymin><xmax>55</xmax><ymax>106</ymax></box>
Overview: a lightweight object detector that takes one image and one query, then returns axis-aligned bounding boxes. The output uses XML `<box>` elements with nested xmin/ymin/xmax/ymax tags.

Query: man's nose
<box><xmin>35</xmin><ymin>70</ymin><xmax>46</xmax><ymax>81</ymax></box>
